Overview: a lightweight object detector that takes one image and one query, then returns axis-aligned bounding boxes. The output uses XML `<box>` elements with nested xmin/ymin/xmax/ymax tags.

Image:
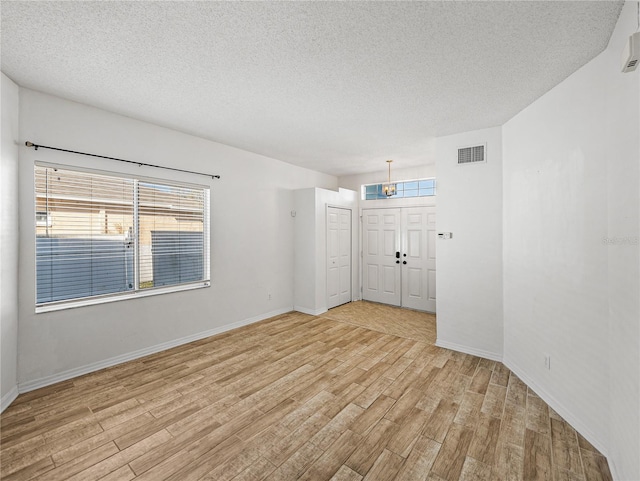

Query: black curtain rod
<box><xmin>25</xmin><ymin>141</ymin><xmax>221</xmax><ymax>180</ymax></box>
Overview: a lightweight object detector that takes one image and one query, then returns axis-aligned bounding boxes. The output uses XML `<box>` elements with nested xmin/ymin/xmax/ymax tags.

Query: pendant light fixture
<box><xmin>382</xmin><ymin>160</ymin><xmax>396</xmax><ymax>197</ymax></box>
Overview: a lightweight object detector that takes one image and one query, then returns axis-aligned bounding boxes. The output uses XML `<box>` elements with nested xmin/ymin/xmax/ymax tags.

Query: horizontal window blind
<box><xmin>138</xmin><ymin>182</ymin><xmax>206</xmax><ymax>289</ymax></box>
<box><xmin>35</xmin><ymin>164</ymin><xmax>209</xmax><ymax>307</ymax></box>
<box><xmin>35</xmin><ymin>166</ymin><xmax>135</xmax><ymax>304</ymax></box>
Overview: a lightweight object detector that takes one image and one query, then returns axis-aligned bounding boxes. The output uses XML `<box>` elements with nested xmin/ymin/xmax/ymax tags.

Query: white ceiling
<box><xmin>1</xmin><ymin>1</ymin><xmax>622</xmax><ymax>177</ymax></box>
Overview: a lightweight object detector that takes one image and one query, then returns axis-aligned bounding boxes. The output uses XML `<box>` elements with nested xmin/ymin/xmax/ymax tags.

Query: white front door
<box><xmin>362</xmin><ymin>207</ymin><xmax>436</xmax><ymax>312</ymax></box>
<box><xmin>401</xmin><ymin>207</ymin><xmax>436</xmax><ymax>312</ymax></box>
<box><xmin>327</xmin><ymin>207</ymin><xmax>352</xmax><ymax>309</ymax></box>
<box><xmin>362</xmin><ymin>209</ymin><xmax>401</xmax><ymax>306</ymax></box>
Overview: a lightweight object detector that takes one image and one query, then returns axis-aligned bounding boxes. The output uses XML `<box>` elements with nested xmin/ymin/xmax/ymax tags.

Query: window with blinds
<box><xmin>35</xmin><ymin>164</ymin><xmax>210</xmax><ymax>308</ymax></box>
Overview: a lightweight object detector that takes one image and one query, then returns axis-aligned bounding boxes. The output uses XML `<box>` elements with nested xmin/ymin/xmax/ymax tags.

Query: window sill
<box><xmin>36</xmin><ymin>281</ymin><xmax>211</xmax><ymax>314</ymax></box>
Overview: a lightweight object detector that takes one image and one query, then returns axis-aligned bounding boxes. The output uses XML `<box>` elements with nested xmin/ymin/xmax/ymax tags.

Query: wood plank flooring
<box><xmin>0</xmin><ymin>302</ymin><xmax>613</xmax><ymax>480</ymax></box>
<box><xmin>322</xmin><ymin>302</ymin><xmax>436</xmax><ymax>344</ymax></box>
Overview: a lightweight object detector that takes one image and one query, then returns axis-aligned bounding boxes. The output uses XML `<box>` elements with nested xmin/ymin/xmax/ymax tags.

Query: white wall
<box><xmin>503</xmin><ymin>2</ymin><xmax>639</xmax><ymax>478</ymax></box>
<box><xmin>604</xmin><ymin>4</ymin><xmax>640</xmax><ymax>479</ymax></box>
<box><xmin>293</xmin><ymin>188</ymin><xmax>317</xmax><ymax>313</ymax></box>
<box><xmin>435</xmin><ymin>127</ymin><xmax>504</xmax><ymax>360</ymax></box>
<box><xmin>293</xmin><ymin>187</ymin><xmax>358</xmax><ymax>315</ymax></box>
<box><xmin>17</xmin><ymin>88</ymin><xmax>337</xmax><ymax>390</ymax></box>
<box><xmin>1</xmin><ymin>73</ymin><xmax>20</xmax><ymax>411</ymax></box>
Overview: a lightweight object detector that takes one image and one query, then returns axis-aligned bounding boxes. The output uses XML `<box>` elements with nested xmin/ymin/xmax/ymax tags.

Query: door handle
<box><xmin>396</xmin><ymin>260</ymin><xmax>400</xmax><ymax>264</ymax></box>
<box><xmin>403</xmin><ymin>261</ymin><xmax>407</xmax><ymax>264</ymax></box>
<box><xmin>395</xmin><ymin>251</ymin><xmax>400</xmax><ymax>259</ymax></box>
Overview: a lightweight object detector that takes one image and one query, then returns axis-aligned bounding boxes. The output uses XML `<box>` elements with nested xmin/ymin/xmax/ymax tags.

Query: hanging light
<box><xmin>382</xmin><ymin>160</ymin><xmax>396</xmax><ymax>197</ymax></box>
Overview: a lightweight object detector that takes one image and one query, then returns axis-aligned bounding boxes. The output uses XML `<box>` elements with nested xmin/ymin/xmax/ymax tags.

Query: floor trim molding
<box><xmin>435</xmin><ymin>338</ymin><xmax>503</xmax><ymax>362</ymax></box>
<box><xmin>502</xmin><ymin>355</ymin><xmax>610</xmax><ymax>460</ymax></box>
<box><xmin>1</xmin><ymin>385</ymin><xmax>19</xmax><ymax>413</ymax></box>
<box><xmin>293</xmin><ymin>305</ymin><xmax>328</xmax><ymax>316</ymax></box>
<box><xmin>17</xmin><ymin>307</ymin><xmax>292</xmax><ymax>395</ymax></box>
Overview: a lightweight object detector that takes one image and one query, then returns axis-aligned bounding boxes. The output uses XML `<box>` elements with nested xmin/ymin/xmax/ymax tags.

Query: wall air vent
<box><xmin>621</xmin><ymin>31</ymin><xmax>640</xmax><ymax>73</ymax></box>
<box><xmin>458</xmin><ymin>144</ymin><xmax>486</xmax><ymax>164</ymax></box>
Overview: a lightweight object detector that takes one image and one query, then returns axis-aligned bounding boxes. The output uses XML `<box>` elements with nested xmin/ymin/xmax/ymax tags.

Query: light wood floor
<box><xmin>1</xmin><ymin>302</ymin><xmax>613</xmax><ymax>481</ymax></box>
<box><xmin>323</xmin><ymin>302</ymin><xmax>436</xmax><ymax>344</ymax></box>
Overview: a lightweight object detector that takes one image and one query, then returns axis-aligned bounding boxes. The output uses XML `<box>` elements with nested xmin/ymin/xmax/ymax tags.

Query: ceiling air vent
<box><xmin>458</xmin><ymin>144</ymin><xmax>486</xmax><ymax>164</ymax></box>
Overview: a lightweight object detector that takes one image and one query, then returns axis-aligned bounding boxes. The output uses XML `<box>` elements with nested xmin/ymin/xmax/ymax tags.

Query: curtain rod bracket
<box><xmin>24</xmin><ymin>140</ymin><xmax>221</xmax><ymax>180</ymax></box>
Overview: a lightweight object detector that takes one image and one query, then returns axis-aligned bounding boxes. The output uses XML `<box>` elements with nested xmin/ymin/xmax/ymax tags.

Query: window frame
<box><xmin>34</xmin><ymin>162</ymin><xmax>211</xmax><ymax>313</ymax></box>
<box><xmin>361</xmin><ymin>177</ymin><xmax>436</xmax><ymax>200</ymax></box>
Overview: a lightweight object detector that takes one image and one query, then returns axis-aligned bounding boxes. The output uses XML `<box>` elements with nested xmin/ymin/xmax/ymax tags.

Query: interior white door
<box><xmin>401</xmin><ymin>206</ymin><xmax>436</xmax><ymax>312</ymax></box>
<box><xmin>327</xmin><ymin>207</ymin><xmax>352</xmax><ymax>309</ymax></box>
<box><xmin>362</xmin><ymin>209</ymin><xmax>401</xmax><ymax>306</ymax></box>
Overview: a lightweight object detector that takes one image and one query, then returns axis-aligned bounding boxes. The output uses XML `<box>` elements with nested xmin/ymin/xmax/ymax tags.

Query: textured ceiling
<box><xmin>1</xmin><ymin>1</ymin><xmax>622</xmax><ymax>176</ymax></box>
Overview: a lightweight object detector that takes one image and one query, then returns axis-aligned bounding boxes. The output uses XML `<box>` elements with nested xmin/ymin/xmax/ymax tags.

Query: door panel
<box><xmin>362</xmin><ymin>208</ymin><xmax>401</xmax><ymax>306</ymax></box>
<box><xmin>407</xmin><ymin>229</ymin><xmax>421</xmax><ymax>257</ymax></box>
<box><xmin>367</xmin><ymin>264</ymin><xmax>379</xmax><ymax>290</ymax></box>
<box><xmin>328</xmin><ymin>268</ymin><xmax>339</xmax><ymax>298</ymax></box>
<box><xmin>428</xmin><ymin>269</ymin><xmax>437</xmax><ymax>302</ymax></box>
<box><xmin>383</xmin><ymin>265</ymin><xmax>398</xmax><ymax>294</ymax></box>
<box><xmin>426</xmin><ymin>211</ymin><xmax>437</xmax><ymax>306</ymax></box>
<box><xmin>366</xmin><ymin>230</ymin><xmax>378</xmax><ymax>255</ymax></box>
<box><xmin>327</xmin><ymin>207</ymin><xmax>352</xmax><ymax>309</ymax></box>
<box><xmin>407</xmin><ymin>267</ymin><xmax>422</xmax><ymax>298</ymax></box>
<box><xmin>327</xmin><ymin>210</ymin><xmax>340</xmax><ymax>306</ymax></box>
<box><xmin>338</xmin><ymin>210</ymin><xmax>351</xmax><ymax>304</ymax></box>
<box><xmin>401</xmin><ymin>206</ymin><xmax>436</xmax><ymax>312</ymax></box>
<box><xmin>383</xmin><ymin>230</ymin><xmax>396</xmax><ymax>256</ymax></box>
<box><xmin>329</xmin><ymin>229</ymin><xmax>339</xmax><ymax>257</ymax></box>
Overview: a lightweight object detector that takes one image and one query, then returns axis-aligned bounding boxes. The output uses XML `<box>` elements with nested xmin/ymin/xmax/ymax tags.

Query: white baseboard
<box><xmin>1</xmin><ymin>385</ymin><xmax>19</xmax><ymax>413</ymax></box>
<box><xmin>293</xmin><ymin>305</ymin><xmax>328</xmax><ymax>316</ymax></box>
<box><xmin>502</xmin><ymin>356</ymin><xmax>610</xmax><ymax>460</ymax></box>
<box><xmin>18</xmin><ymin>307</ymin><xmax>292</xmax><ymax>394</ymax></box>
<box><xmin>438</xmin><ymin>342</ymin><xmax>619</xmax><ymax>476</ymax></box>
<box><xmin>435</xmin><ymin>338</ymin><xmax>503</xmax><ymax>362</ymax></box>
<box><xmin>608</xmin><ymin>459</ymin><xmax>622</xmax><ymax>481</ymax></box>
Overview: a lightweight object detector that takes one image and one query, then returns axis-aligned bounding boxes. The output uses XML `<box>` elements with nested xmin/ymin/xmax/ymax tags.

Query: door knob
<box><xmin>403</xmin><ymin>261</ymin><xmax>407</xmax><ymax>264</ymax></box>
<box><xmin>396</xmin><ymin>260</ymin><xmax>400</xmax><ymax>264</ymax></box>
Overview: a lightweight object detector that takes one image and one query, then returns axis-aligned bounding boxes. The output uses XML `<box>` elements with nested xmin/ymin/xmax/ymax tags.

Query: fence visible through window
<box><xmin>35</xmin><ymin>164</ymin><xmax>210</xmax><ymax>307</ymax></box>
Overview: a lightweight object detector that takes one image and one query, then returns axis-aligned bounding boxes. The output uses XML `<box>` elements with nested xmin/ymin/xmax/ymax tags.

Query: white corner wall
<box><xmin>1</xmin><ymin>73</ymin><xmax>20</xmax><ymax>411</ymax></box>
<box><xmin>503</xmin><ymin>2</ymin><xmax>639</xmax><ymax>478</ymax></box>
<box><xmin>293</xmin><ymin>188</ymin><xmax>318</xmax><ymax>313</ymax></box>
<box><xmin>604</xmin><ymin>4</ymin><xmax>640</xmax><ymax>479</ymax></box>
<box><xmin>293</xmin><ymin>187</ymin><xmax>358</xmax><ymax>315</ymax></box>
<box><xmin>17</xmin><ymin>88</ymin><xmax>337</xmax><ymax>391</ymax></box>
<box><xmin>435</xmin><ymin>127</ymin><xmax>504</xmax><ymax>360</ymax></box>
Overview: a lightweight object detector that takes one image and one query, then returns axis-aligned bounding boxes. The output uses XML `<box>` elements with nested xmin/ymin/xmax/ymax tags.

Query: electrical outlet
<box><xmin>544</xmin><ymin>354</ymin><xmax>551</xmax><ymax>370</ymax></box>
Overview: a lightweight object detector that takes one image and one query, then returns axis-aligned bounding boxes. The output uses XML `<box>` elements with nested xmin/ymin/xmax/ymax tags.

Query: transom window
<box><xmin>35</xmin><ymin>163</ymin><xmax>210</xmax><ymax>310</ymax></box>
<box><xmin>362</xmin><ymin>178</ymin><xmax>436</xmax><ymax>200</ymax></box>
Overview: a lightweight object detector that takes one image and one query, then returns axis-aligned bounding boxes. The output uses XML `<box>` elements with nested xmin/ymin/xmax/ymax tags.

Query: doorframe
<box><xmin>326</xmin><ymin>204</ymin><xmax>355</xmax><ymax>308</ymax></box>
<box><xmin>359</xmin><ymin>201</ymin><xmax>436</xmax><ymax>310</ymax></box>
